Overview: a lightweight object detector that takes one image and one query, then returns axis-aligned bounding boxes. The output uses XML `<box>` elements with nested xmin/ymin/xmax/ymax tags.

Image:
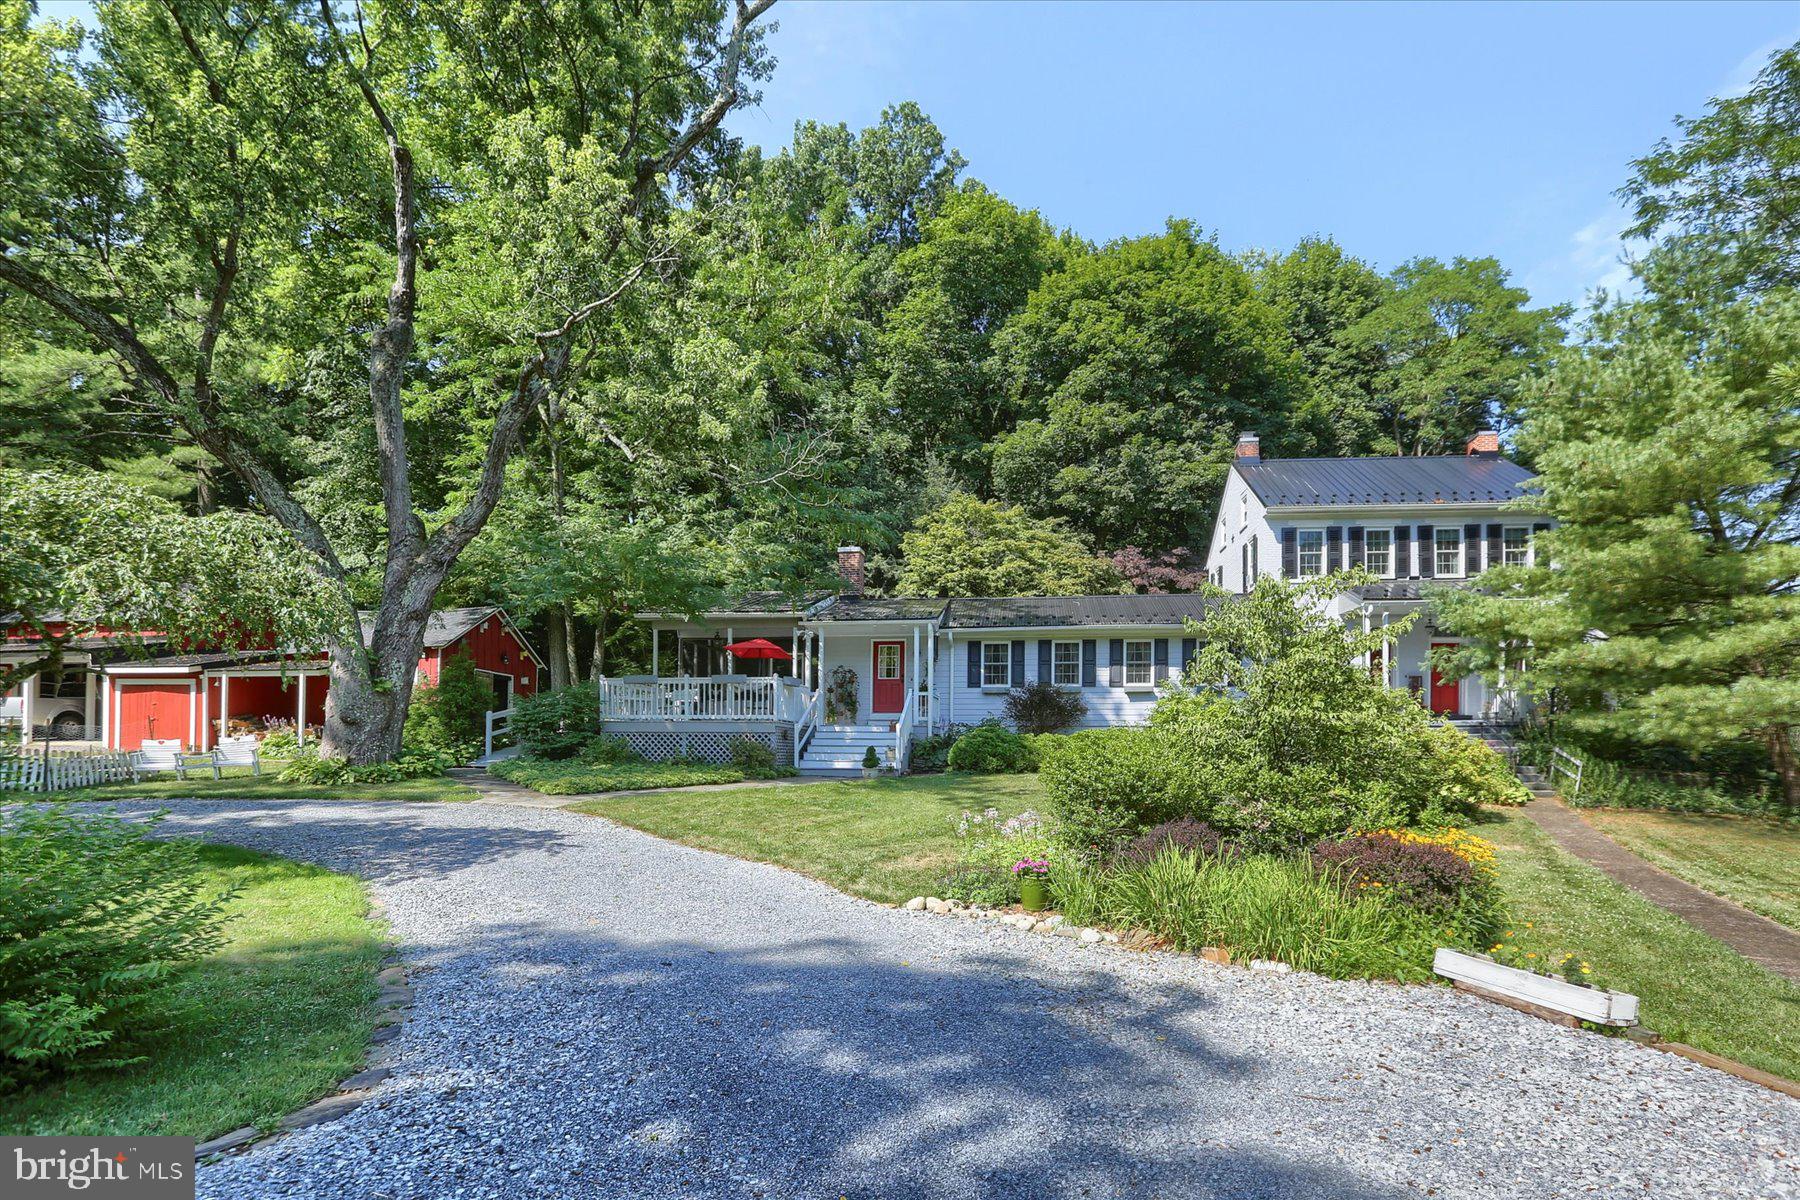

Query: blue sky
<box><xmin>726</xmin><ymin>1</ymin><xmax>1800</xmax><ymax>310</ymax></box>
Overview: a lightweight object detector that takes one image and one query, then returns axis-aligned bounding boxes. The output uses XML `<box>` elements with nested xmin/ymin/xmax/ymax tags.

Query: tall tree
<box><xmin>989</xmin><ymin>222</ymin><xmax>1304</xmax><ymax>550</ymax></box>
<box><xmin>1433</xmin><ymin>295</ymin><xmax>1800</xmax><ymax>810</ymax></box>
<box><xmin>0</xmin><ymin>0</ymin><xmax>776</xmax><ymax>761</ymax></box>
<box><xmin>895</xmin><ymin>496</ymin><xmax>1125</xmax><ymax>598</ymax></box>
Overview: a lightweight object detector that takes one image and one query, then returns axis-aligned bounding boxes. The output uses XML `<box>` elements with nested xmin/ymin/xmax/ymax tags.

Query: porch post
<box><xmin>725</xmin><ymin>626</ymin><xmax>734</xmax><ymax>672</ymax></box>
<box><xmin>913</xmin><ymin>625</ymin><xmax>921</xmax><ymax>716</ymax></box>
<box><xmin>220</xmin><ymin>672</ymin><xmax>231</xmax><ymax>747</ymax></box>
<box><xmin>791</xmin><ymin>628</ymin><xmax>799</xmax><ymax>679</ymax></box>
<box><xmin>83</xmin><ymin>670</ymin><xmax>96</xmax><ymax>735</ymax></box>
<box><xmin>651</xmin><ymin>627</ymin><xmax>659</xmax><ymax>678</ymax></box>
<box><xmin>296</xmin><ymin>671</ymin><xmax>308</xmax><ymax>747</ymax></box>
<box><xmin>20</xmin><ymin>674</ymin><xmax>33</xmax><ymax>743</ymax></box>
<box><xmin>99</xmin><ymin>674</ymin><xmax>110</xmax><ymax>749</ymax></box>
<box><xmin>1361</xmin><ymin>607</ymin><xmax>1372</xmax><ymax>670</ymax></box>
<box><xmin>946</xmin><ymin>632</ymin><xmax>954</xmax><ymax>728</ymax></box>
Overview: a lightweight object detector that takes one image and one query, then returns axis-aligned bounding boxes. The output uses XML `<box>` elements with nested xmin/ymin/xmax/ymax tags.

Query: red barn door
<box><xmin>117</xmin><ymin>683</ymin><xmax>192</xmax><ymax>750</ymax></box>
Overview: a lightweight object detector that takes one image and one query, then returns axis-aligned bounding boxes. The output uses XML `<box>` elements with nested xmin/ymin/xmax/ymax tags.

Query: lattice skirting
<box><xmin>617</xmin><ymin>728</ymin><xmax>793</xmax><ymax>765</ymax></box>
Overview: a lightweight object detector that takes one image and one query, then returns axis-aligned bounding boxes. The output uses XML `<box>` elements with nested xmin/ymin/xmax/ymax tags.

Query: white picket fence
<box><xmin>0</xmin><ymin>749</ymin><xmax>139</xmax><ymax>793</ymax></box>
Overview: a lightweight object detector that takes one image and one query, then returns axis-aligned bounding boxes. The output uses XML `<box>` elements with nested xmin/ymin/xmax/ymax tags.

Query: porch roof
<box><xmin>811</xmin><ymin>596</ymin><xmax>947</xmax><ymax>622</ymax></box>
<box><xmin>943</xmin><ymin>593</ymin><xmax>1221</xmax><ymax>630</ymax></box>
<box><xmin>1347</xmin><ymin>580</ymin><xmax>1479</xmax><ymax>603</ymax></box>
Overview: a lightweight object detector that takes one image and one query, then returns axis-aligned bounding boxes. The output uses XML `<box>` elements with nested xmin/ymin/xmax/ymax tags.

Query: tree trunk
<box><xmin>1768</xmin><ymin>725</ymin><xmax>1799</xmax><ymax>814</ymax></box>
<box><xmin>545</xmin><ymin>611</ymin><xmax>573</xmax><ymax>691</ymax></box>
<box><xmin>590</xmin><ymin>614</ymin><xmax>607</xmax><ymax>681</ymax></box>
<box><xmin>318</xmin><ymin>609</ymin><xmax>431</xmax><ymax>763</ymax></box>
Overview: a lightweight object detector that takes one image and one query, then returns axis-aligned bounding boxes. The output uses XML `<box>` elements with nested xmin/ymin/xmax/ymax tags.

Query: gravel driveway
<box><xmin>127</xmin><ymin>799</ymin><xmax>1796</xmax><ymax>1200</ymax></box>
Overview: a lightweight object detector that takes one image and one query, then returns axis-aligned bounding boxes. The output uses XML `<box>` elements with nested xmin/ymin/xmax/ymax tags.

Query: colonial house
<box><xmin>625</xmin><ymin>432</ymin><xmax>1548</xmax><ymax>776</ymax></box>
<box><xmin>0</xmin><ymin>606</ymin><xmax>541</xmax><ymax>753</ymax></box>
<box><xmin>1202</xmin><ymin>431</ymin><xmax>1549</xmax><ymax>721</ymax></box>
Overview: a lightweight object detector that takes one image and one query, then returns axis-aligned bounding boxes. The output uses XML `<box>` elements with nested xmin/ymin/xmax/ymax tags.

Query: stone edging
<box><xmin>193</xmin><ymin>899</ymin><xmax>414</xmax><ymax>1162</ymax></box>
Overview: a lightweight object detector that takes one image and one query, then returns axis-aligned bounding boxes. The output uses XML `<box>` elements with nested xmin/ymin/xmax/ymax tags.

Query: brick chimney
<box><xmin>1234</xmin><ymin>432</ymin><xmax>1261</xmax><ymax>464</ymax></box>
<box><xmin>1465</xmin><ymin>430</ymin><xmax>1501</xmax><ymax>457</ymax></box>
<box><xmin>836</xmin><ymin>545</ymin><xmax>865</xmax><ymax>596</ymax></box>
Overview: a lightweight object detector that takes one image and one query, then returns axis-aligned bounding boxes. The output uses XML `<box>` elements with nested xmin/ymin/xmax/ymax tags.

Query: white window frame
<box><xmin>1052</xmin><ymin>640</ymin><xmax>1082</xmax><ymax>688</ymax></box>
<box><xmin>1296</xmin><ymin>528</ymin><xmax>1325</xmax><ymax>577</ymax></box>
<box><xmin>1502</xmin><ymin>526</ymin><xmax>1532</xmax><ymax>568</ymax></box>
<box><xmin>1363</xmin><ymin>528</ymin><xmax>1393</xmax><ymax>578</ymax></box>
<box><xmin>981</xmin><ymin>642</ymin><xmax>1011</xmax><ymax>689</ymax></box>
<box><xmin>1434</xmin><ymin>527</ymin><xmax>1464</xmax><ymax>578</ymax></box>
<box><xmin>1122</xmin><ymin>639</ymin><xmax>1154</xmax><ymax>689</ymax></box>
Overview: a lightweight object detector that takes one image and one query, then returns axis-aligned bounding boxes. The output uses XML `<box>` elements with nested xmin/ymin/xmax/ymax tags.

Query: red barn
<box><xmin>3</xmin><ymin>606</ymin><xmax>541</xmax><ymax>753</ymax></box>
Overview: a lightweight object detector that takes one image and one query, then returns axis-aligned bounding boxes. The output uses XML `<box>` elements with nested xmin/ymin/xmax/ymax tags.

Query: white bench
<box><xmin>130</xmin><ymin>738</ymin><xmax>219</xmax><ymax>780</ymax></box>
<box><xmin>215</xmin><ymin>735</ymin><xmax>262</xmax><ymax>776</ymax></box>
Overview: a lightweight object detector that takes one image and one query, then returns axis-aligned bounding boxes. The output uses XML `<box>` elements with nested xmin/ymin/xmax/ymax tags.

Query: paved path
<box><xmin>1522</xmin><ymin>798</ymin><xmax>1800</xmax><ymax>984</ymax></box>
<box><xmin>118</xmin><ymin>800</ymin><xmax>1796</xmax><ymax>1200</ymax></box>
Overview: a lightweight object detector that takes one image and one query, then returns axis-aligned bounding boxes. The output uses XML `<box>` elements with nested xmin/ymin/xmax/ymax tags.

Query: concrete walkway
<box><xmin>1522</xmin><ymin>798</ymin><xmax>1800</xmax><ymax>984</ymax></box>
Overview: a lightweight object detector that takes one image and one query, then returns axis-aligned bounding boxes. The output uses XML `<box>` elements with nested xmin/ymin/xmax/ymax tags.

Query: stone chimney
<box><xmin>1235</xmin><ymin>432</ymin><xmax>1261</xmax><ymax>464</ymax></box>
<box><xmin>836</xmin><ymin>545</ymin><xmax>865</xmax><ymax>596</ymax></box>
<box><xmin>1465</xmin><ymin>430</ymin><xmax>1501</xmax><ymax>457</ymax></box>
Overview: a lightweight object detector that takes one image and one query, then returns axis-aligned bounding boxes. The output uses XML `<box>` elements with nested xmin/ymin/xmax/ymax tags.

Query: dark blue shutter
<box><xmin>1037</xmin><ymin>639</ymin><xmax>1052</xmax><ymax>683</ymax></box>
<box><xmin>966</xmin><ymin>640</ymin><xmax>981</xmax><ymax>688</ymax></box>
<box><xmin>1081</xmin><ymin>639</ymin><xmax>1097</xmax><ymax>687</ymax></box>
<box><xmin>1108</xmin><ymin>639</ymin><xmax>1124</xmax><ymax>687</ymax></box>
<box><xmin>1463</xmin><ymin>523</ymin><xmax>1482</xmax><ymax>574</ymax></box>
<box><xmin>1249</xmin><ymin>539</ymin><xmax>1258</xmax><ymax>585</ymax></box>
<box><xmin>1240</xmin><ymin>544</ymin><xmax>1248</xmax><ymax>593</ymax></box>
<box><xmin>1532</xmin><ymin>523</ymin><xmax>1552</xmax><ymax>568</ymax></box>
<box><xmin>1417</xmin><ymin>525</ymin><xmax>1435</xmax><ymax>578</ymax></box>
<box><xmin>1280</xmin><ymin>528</ymin><xmax>1297</xmax><ymax>578</ymax></box>
<box><xmin>1395</xmin><ymin>525</ymin><xmax>1412</xmax><ymax>577</ymax></box>
<box><xmin>1153</xmin><ymin>638</ymin><xmax>1170</xmax><ymax>681</ymax></box>
<box><xmin>1487</xmin><ymin>523</ymin><xmax>1503</xmax><ymax>570</ymax></box>
<box><xmin>1180</xmin><ymin>637</ymin><xmax>1196</xmax><ymax>669</ymax></box>
<box><xmin>1326</xmin><ymin>526</ymin><xmax>1343</xmax><ymax>572</ymax></box>
<box><xmin>1347</xmin><ymin>526</ymin><xmax>1364</xmax><ymax>568</ymax></box>
<box><xmin>1010</xmin><ymin>640</ymin><xmax>1025</xmax><ymax>687</ymax></box>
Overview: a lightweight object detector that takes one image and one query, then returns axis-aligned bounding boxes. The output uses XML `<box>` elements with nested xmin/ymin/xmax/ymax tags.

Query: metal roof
<box><xmin>1236</xmin><ymin>455</ymin><xmax>1535</xmax><ymax>507</ymax></box>
<box><xmin>357</xmin><ymin>606</ymin><xmax>507</xmax><ymax>649</ymax></box>
<box><xmin>1348</xmin><ymin>580</ymin><xmax>1475</xmax><ymax>602</ymax></box>
<box><xmin>814</xmin><ymin>596</ymin><xmax>949</xmax><ymax>622</ymax></box>
<box><xmin>944</xmin><ymin>594</ymin><xmax>1220</xmax><ymax>630</ymax></box>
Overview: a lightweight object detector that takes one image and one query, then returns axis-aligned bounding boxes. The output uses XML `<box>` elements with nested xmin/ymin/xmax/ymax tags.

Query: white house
<box><xmin>611</xmin><ymin>432</ymin><xmax>1548</xmax><ymax>775</ymax></box>
<box><xmin>1202</xmin><ymin>430</ymin><xmax>1549</xmax><ymax>722</ymax></box>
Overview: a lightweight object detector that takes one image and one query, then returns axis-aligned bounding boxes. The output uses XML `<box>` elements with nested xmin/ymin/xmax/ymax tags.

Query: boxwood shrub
<box><xmin>1036</xmin><ymin>727</ymin><xmax>1196</xmax><ymax>857</ymax></box>
<box><xmin>946</xmin><ymin>723</ymin><xmax>1033</xmax><ymax>773</ymax></box>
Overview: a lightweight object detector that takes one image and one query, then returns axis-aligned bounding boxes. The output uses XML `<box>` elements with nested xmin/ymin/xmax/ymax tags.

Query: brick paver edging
<box><xmin>1521</xmin><ymin>798</ymin><xmax>1800</xmax><ymax>985</ymax></box>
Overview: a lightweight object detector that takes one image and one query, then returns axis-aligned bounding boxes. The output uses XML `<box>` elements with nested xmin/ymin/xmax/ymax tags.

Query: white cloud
<box><xmin>1717</xmin><ymin>30</ymin><xmax>1800</xmax><ymax>99</ymax></box>
<box><xmin>1521</xmin><ymin>203</ymin><xmax>1645</xmax><ymax>310</ymax></box>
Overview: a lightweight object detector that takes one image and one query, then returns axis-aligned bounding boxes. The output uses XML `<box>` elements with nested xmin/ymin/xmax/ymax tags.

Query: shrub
<box><xmin>512</xmin><ymin>686</ymin><xmax>599</xmax><ymax>759</ymax></box>
<box><xmin>940</xmin><ymin>807</ymin><xmax>1059</xmax><ymax>906</ymax></box>
<box><xmin>1311</xmin><ymin>832</ymin><xmax>1484</xmax><ymax>914</ymax></box>
<box><xmin>728</xmin><ymin>735</ymin><xmax>778</xmax><ymax>776</ymax></box>
<box><xmin>908</xmin><ymin>725</ymin><xmax>970</xmax><ymax>773</ymax></box>
<box><xmin>404</xmin><ymin>652</ymin><xmax>493</xmax><ymax>762</ymax></box>
<box><xmin>0</xmin><ymin>806</ymin><xmax>232</xmax><ymax>1086</ymax></box>
<box><xmin>1037</xmin><ymin>727</ymin><xmax>1194</xmax><ymax>856</ymax></box>
<box><xmin>1001</xmin><ymin>681</ymin><xmax>1088</xmax><ymax>734</ymax></box>
<box><xmin>1114</xmin><ymin>818</ymin><xmax>1233</xmax><ymax>868</ymax></box>
<box><xmin>258</xmin><ymin>718</ymin><xmax>301</xmax><ymax>757</ymax></box>
<box><xmin>862</xmin><ymin>745</ymin><xmax>881</xmax><ymax>770</ymax></box>
<box><xmin>946</xmin><ymin>723</ymin><xmax>1034</xmax><ymax>773</ymax></box>
<box><xmin>277</xmin><ymin>746</ymin><xmax>453</xmax><ymax>785</ymax></box>
<box><xmin>578</xmin><ymin>734</ymin><xmax>638</xmax><ymax>765</ymax></box>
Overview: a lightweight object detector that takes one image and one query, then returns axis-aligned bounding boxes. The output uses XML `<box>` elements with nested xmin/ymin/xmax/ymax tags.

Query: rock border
<box><xmin>194</xmin><ymin>899</ymin><xmax>413</xmax><ymax>1162</ymax></box>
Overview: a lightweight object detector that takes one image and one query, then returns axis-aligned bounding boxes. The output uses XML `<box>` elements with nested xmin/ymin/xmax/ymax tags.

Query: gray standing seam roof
<box><xmin>1237</xmin><ymin>456</ymin><xmax>1535</xmax><ymax>507</ymax></box>
<box><xmin>944</xmin><ymin>594</ymin><xmax>1220</xmax><ymax>630</ymax></box>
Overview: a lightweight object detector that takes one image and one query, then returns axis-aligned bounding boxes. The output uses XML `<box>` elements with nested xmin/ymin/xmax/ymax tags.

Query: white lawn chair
<box><xmin>130</xmin><ymin>738</ymin><xmax>218</xmax><ymax>780</ymax></box>
<box><xmin>215</xmin><ymin>735</ymin><xmax>262</xmax><ymax>776</ymax></box>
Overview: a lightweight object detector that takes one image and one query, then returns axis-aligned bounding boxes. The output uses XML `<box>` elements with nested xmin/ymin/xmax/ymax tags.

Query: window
<box><xmin>1503</xmin><ymin>526</ymin><xmax>1531</xmax><ymax>567</ymax></box>
<box><xmin>1296</xmin><ymin>529</ymin><xmax>1324</xmax><ymax>577</ymax></box>
<box><xmin>1052</xmin><ymin>641</ymin><xmax>1082</xmax><ymax>687</ymax></box>
<box><xmin>981</xmin><ymin>641</ymin><xmax>1011</xmax><ymax>688</ymax></box>
<box><xmin>1434</xmin><ymin>527</ymin><xmax>1463</xmax><ymax>577</ymax></box>
<box><xmin>1248</xmin><ymin>538</ymin><xmax>1258</xmax><ymax>587</ymax></box>
<box><xmin>1239</xmin><ymin>492</ymin><xmax>1247</xmax><ymax>530</ymax></box>
<box><xmin>37</xmin><ymin>669</ymin><xmax>84</xmax><ymax>700</ymax></box>
<box><xmin>876</xmin><ymin>643</ymin><xmax>900</xmax><ymax>680</ymax></box>
<box><xmin>1363</xmin><ymin>528</ymin><xmax>1392</xmax><ymax>577</ymax></box>
<box><xmin>1123</xmin><ymin>639</ymin><xmax>1153</xmax><ymax>687</ymax></box>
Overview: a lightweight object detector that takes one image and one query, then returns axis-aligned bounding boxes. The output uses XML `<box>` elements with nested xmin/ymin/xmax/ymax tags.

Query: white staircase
<box><xmin>798</xmin><ymin>725</ymin><xmax>895</xmax><ymax>776</ymax></box>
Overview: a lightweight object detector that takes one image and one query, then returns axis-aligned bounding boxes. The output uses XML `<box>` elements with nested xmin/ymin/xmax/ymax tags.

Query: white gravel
<box><xmin>117</xmin><ymin>799</ymin><xmax>1797</xmax><ymax>1200</ymax></box>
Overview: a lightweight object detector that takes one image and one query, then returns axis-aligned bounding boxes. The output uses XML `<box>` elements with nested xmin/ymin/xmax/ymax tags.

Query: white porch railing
<box><xmin>484</xmin><ymin>707</ymin><xmax>514</xmax><ymax>760</ymax></box>
<box><xmin>893</xmin><ymin>687</ymin><xmax>916</xmax><ymax>772</ymax></box>
<box><xmin>794</xmin><ymin>686</ymin><xmax>823</xmax><ymax>768</ymax></box>
<box><xmin>1550</xmin><ymin>746</ymin><xmax>1584</xmax><ymax>798</ymax></box>
<box><xmin>598</xmin><ymin>676</ymin><xmax>809</xmax><ymax>723</ymax></box>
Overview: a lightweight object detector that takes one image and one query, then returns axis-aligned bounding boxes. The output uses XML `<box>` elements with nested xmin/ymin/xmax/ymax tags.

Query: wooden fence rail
<box><xmin>0</xmin><ymin>749</ymin><xmax>138</xmax><ymax>793</ymax></box>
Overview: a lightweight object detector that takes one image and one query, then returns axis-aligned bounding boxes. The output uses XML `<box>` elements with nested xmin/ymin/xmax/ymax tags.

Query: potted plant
<box><xmin>1013</xmin><ymin>857</ymin><xmax>1051</xmax><ymax>912</ymax></box>
<box><xmin>861</xmin><ymin>744</ymin><xmax>880</xmax><ymax>779</ymax></box>
<box><xmin>1433</xmin><ymin>943</ymin><xmax>1638</xmax><ymax>1025</ymax></box>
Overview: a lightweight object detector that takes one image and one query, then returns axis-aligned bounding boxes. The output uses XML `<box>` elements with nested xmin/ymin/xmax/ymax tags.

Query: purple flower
<box><xmin>1011</xmin><ymin>857</ymin><xmax>1051</xmax><ymax>878</ymax></box>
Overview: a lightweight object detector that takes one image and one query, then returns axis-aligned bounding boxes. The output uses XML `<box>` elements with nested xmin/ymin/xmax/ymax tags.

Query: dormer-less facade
<box><xmin>1204</xmin><ymin>431</ymin><xmax>1549</xmax><ymax>721</ymax></box>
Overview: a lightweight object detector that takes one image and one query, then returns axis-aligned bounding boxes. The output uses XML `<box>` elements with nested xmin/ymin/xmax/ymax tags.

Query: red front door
<box><xmin>871</xmin><ymin>641</ymin><xmax>904</xmax><ymax>714</ymax></box>
<box><xmin>1429</xmin><ymin>643</ymin><xmax>1460</xmax><ymax>716</ymax></box>
<box><xmin>117</xmin><ymin>682</ymin><xmax>191</xmax><ymax>751</ymax></box>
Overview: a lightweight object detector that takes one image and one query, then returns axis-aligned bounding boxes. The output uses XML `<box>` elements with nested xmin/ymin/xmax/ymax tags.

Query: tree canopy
<box><xmin>894</xmin><ymin>496</ymin><xmax>1124</xmax><ymax>598</ymax></box>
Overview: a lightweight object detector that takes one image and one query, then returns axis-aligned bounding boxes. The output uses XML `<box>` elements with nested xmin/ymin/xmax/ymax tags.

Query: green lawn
<box><xmin>1476</xmin><ymin>808</ymin><xmax>1800</xmax><ymax>1082</ymax></box>
<box><xmin>569</xmin><ymin>772</ymin><xmax>1043</xmax><ymax>904</ymax></box>
<box><xmin>1579</xmin><ymin>808</ymin><xmax>1800</xmax><ymax>931</ymax></box>
<box><xmin>3</xmin><ymin>844</ymin><xmax>385</xmax><ymax>1139</ymax></box>
<box><xmin>490</xmin><ymin>757</ymin><xmax>752</xmax><ymax>795</ymax></box>
<box><xmin>40</xmin><ymin>765</ymin><xmax>476</xmax><ymax>804</ymax></box>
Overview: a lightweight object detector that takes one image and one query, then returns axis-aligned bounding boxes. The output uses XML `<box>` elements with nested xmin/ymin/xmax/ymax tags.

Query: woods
<box><xmin>1</xmin><ymin>1</ymin><xmax>1793</xmax><ymax>788</ymax></box>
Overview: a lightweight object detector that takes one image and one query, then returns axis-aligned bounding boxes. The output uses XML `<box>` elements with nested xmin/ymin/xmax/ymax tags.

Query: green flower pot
<box><xmin>1018</xmin><ymin>876</ymin><xmax>1050</xmax><ymax>912</ymax></box>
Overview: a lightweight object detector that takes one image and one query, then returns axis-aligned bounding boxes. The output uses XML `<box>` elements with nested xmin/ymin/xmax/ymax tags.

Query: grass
<box><xmin>489</xmin><ymin>757</ymin><xmax>756</xmax><ymax>795</ymax></box>
<box><xmin>1578</xmin><ymin>809</ymin><xmax>1800</xmax><ymax>931</ymax></box>
<box><xmin>3</xmin><ymin>844</ymin><xmax>385</xmax><ymax>1139</ymax></box>
<box><xmin>1476</xmin><ymin>808</ymin><xmax>1800</xmax><ymax>1082</ymax></box>
<box><xmin>39</xmin><ymin>764</ymin><xmax>477</xmax><ymax>804</ymax></box>
<box><xmin>569</xmin><ymin>771</ymin><xmax>1044</xmax><ymax>903</ymax></box>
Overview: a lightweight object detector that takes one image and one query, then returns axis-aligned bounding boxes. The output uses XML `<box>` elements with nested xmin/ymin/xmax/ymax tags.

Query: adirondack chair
<box><xmin>130</xmin><ymin>738</ymin><xmax>215</xmax><ymax>780</ymax></box>
<box><xmin>215</xmin><ymin>735</ymin><xmax>262</xmax><ymax>776</ymax></box>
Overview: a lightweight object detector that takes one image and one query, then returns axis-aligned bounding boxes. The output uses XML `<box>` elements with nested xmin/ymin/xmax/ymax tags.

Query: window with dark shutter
<box><xmin>966</xmin><ymin>640</ymin><xmax>981</xmax><ymax>688</ymax></box>
<box><xmin>1280</xmin><ymin>528</ymin><xmax>1297</xmax><ymax>578</ymax></box>
<box><xmin>1395</xmin><ymin>525</ymin><xmax>1412</xmax><ymax>577</ymax></box>
<box><xmin>1180</xmin><ymin>637</ymin><xmax>1196</xmax><ymax>670</ymax></box>
<box><xmin>1347</xmin><ymin>526</ymin><xmax>1364</xmax><ymax>568</ymax></box>
<box><xmin>1037</xmin><ymin>639</ymin><xmax>1052</xmax><ymax>683</ymax></box>
<box><xmin>1249</xmin><ymin>538</ymin><xmax>1257</xmax><ymax>586</ymax></box>
<box><xmin>1463</xmin><ymin>523</ymin><xmax>1482</xmax><ymax>572</ymax></box>
<box><xmin>1487</xmin><ymin>523</ymin><xmax>1503</xmax><ymax>571</ymax></box>
<box><xmin>1153</xmin><ymin>638</ymin><xmax>1170</xmax><ymax>681</ymax></box>
<box><xmin>1081</xmin><ymin>639</ymin><xmax>1097</xmax><ymax>687</ymax></box>
<box><xmin>1010</xmin><ymin>640</ymin><xmax>1026</xmax><ymax>687</ymax></box>
<box><xmin>1108</xmin><ymin>638</ymin><xmax>1124</xmax><ymax>687</ymax></box>
<box><xmin>1416</xmin><ymin>525</ymin><xmax>1435</xmax><ymax>578</ymax></box>
<box><xmin>1326</xmin><ymin>526</ymin><xmax>1343</xmax><ymax>572</ymax></box>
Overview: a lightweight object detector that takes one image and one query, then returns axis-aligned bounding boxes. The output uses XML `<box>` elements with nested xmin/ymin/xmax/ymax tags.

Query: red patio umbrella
<box><xmin>723</xmin><ymin>637</ymin><xmax>793</xmax><ymax>660</ymax></box>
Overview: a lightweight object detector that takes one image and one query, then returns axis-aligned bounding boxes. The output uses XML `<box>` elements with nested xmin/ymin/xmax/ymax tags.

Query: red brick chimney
<box><xmin>1465</xmin><ymin>430</ymin><xmax>1501</xmax><ymax>456</ymax></box>
<box><xmin>836</xmin><ymin>545</ymin><xmax>865</xmax><ymax>596</ymax></box>
<box><xmin>1235</xmin><ymin>432</ymin><xmax>1261</xmax><ymax>464</ymax></box>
